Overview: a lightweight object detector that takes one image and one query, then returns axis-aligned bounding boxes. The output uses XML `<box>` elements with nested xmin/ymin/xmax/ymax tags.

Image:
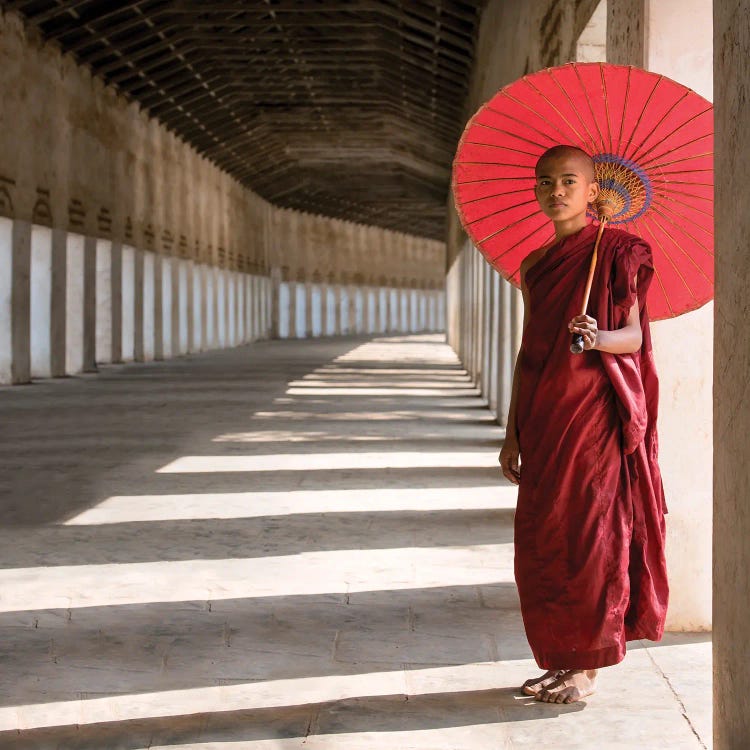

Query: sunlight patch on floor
<box><xmin>64</xmin><ymin>486</ymin><xmax>518</xmax><ymax>525</ymax></box>
<box><xmin>157</xmin><ymin>452</ymin><xmax>502</xmax><ymax>474</ymax></box>
<box><xmin>0</xmin><ymin>660</ymin><xmax>522</xmax><ymax>732</ymax></box>
<box><xmin>0</xmin><ymin>545</ymin><xmax>512</xmax><ymax>613</ymax></box>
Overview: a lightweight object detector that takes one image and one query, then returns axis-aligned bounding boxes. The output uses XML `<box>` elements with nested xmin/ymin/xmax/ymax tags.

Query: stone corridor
<box><xmin>0</xmin><ymin>335</ymin><xmax>710</xmax><ymax>749</ymax></box>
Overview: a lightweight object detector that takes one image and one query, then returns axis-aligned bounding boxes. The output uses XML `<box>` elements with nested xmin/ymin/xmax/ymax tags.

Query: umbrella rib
<box><xmin>617</xmin><ymin>65</ymin><xmax>632</xmax><ymax>150</ymax></box>
<box><xmin>634</xmin><ymin>219</ymin><xmax>680</xmax><ymax>317</ymax></box>
<box><xmin>503</xmin><ymin>84</ymin><xmax>583</xmax><ymax>146</ymax></box>
<box><xmin>548</xmin><ymin>64</ymin><xmax>599</xmax><ymax>152</ymax></box>
<box><xmin>646</xmin><ymin>211</ymin><xmax>712</xmax><ymax>291</ymax></box>
<box><xmin>523</xmin><ymin>77</ymin><xmax>589</xmax><ymax>142</ymax></box>
<box><xmin>572</xmin><ymin>63</ymin><xmax>607</xmax><ymax>153</ymax></box>
<box><xmin>631</xmin><ymin>105</ymin><xmax>713</xmax><ymax>165</ymax></box>
<box><xmin>654</xmin><ymin>186</ymin><xmax>714</xmax><ymax>207</ymax></box>
<box><xmin>642</xmin><ymin>150</ymin><xmax>714</xmax><ymax>171</ymax></box>
<box><xmin>485</xmin><ymin>100</ymin><xmax>562</xmax><ymax>148</ymax></box>
<box><xmin>455</xmin><ymin>160</ymin><xmax>532</xmax><ymax>169</ymax></box>
<box><xmin>462</xmin><ymin>139</ymin><xmax>541</xmax><ymax>159</ymax></box>
<box><xmin>599</xmin><ymin>62</ymin><xmax>615</xmax><ymax>154</ymax></box>
<box><xmin>622</xmin><ymin>75</ymin><xmax>664</xmax><ymax>161</ymax></box>
<box><xmin>464</xmin><ymin>198</ymin><xmax>539</xmax><ymax>227</ymax></box>
<box><xmin>640</xmin><ymin>133</ymin><xmax>713</xmax><ymax>170</ymax></box>
<box><xmin>648</xmin><ymin>205</ymin><xmax>714</xmax><ymax>255</ymax></box>
<box><xmin>651</xmin><ymin>194</ymin><xmax>714</xmax><ymax>221</ymax></box>
<box><xmin>627</xmin><ymin>90</ymin><xmax>691</xmax><ymax>163</ymax></box>
<box><xmin>459</xmin><ymin>187</ymin><xmax>538</xmax><ymax>205</ymax></box>
<box><xmin>473</xmin><ymin>121</ymin><xmax>548</xmax><ymax>150</ymax></box>
<box><xmin>454</xmin><ymin>176</ymin><xmax>533</xmax><ymax>185</ymax></box>
<box><xmin>478</xmin><ymin>208</ymin><xmax>545</xmax><ymax>245</ymax></box>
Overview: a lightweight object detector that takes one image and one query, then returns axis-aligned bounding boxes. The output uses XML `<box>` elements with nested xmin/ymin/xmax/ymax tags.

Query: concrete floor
<box><xmin>0</xmin><ymin>334</ymin><xmax>711</xmax><ymax>749</ymax></box>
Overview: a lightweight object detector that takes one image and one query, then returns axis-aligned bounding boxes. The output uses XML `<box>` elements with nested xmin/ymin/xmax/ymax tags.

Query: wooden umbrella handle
<box><xmin>570</xmin><ymin>203</ymin><xmax>614</xmax><ymax>354</ymax></box>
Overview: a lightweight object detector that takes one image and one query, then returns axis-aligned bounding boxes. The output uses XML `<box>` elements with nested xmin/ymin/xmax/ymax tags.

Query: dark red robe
<box><xmin>514</xmin><ymin>222</ymin><xmax>668</xmax><ymax>670</ymax></box>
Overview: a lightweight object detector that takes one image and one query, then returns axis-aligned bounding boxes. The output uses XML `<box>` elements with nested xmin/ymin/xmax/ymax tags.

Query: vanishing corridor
<box><xmin>0</xmin><ymin>335</ymin><xmax>709</xmax><ymax>748</ymax></box>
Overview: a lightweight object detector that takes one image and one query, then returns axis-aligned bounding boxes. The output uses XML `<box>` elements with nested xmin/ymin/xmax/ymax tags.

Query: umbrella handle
<box><xmin>570</xmin><ymin>211</ymin><xmax>611</xmax><ymax>354</ymax></box>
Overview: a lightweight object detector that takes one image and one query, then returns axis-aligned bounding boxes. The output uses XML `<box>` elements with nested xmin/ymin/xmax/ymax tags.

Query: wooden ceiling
<box><xmin>5</xmin><ymin>0</ymin><xmax>487</xmax><ymax>240</ymax></box>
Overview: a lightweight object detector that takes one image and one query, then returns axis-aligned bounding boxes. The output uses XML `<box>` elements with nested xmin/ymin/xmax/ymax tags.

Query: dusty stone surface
<box><xmin>0</xmin><ymin>334</ymin><xmax>710</xmax><ymax>748</ymax></box>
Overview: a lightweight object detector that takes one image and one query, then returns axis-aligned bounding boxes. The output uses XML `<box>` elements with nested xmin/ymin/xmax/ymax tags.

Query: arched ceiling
<box><xmin>3</xmin><ymin>0</ymin><xmax>487</xmax><ymax>240</ymax></box>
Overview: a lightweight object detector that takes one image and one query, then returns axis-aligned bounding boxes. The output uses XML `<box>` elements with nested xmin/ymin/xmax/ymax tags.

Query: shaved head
<box><xmin>536</xmin><ymin>145</ymin><xmax>596</xmax><ymax>182</ymax></box>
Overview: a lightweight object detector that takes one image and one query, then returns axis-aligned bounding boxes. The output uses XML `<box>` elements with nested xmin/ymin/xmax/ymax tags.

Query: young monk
<box><xmin>499</xmin><ymin>145</ymin><xmax>669</xmax><ymax>704</ymax></box>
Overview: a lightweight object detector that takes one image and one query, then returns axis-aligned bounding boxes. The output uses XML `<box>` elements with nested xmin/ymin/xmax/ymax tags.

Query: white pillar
<box><xmin>0</xmin><ymin>218</ymin><xmax>31</xmax><ymax>383</ymax></box>
<box><xmin>49</xmin><ymin>228</ymin><xmax>66</xmax><ymax>377</ymax></box>
<box><xmin>227</xmin><ymin>271</ymin><xmax>236</xmax><ymax>346</ymax></box>
<box><xmin>65</xmin><ymin>233</ymin><xmax>85</xmax><ymax>375</ymax></box>
<box><xmin>191</xmin><ymin>263</ymin><xmax>203</xmax><ymax>351</ymax></box>
<box><xmin>161</xmin><ymin>257</ymin><xmax>173</xmax><ymax>359</ymax></box>
<box><xmin>278</xmin><ymin>281</ymin><xmax>290</xmax><ymax>339</ymax></box>
<box><xmin>295</xmin><ymin>282</ymin><xmax>306</xmax><ymax>338</ymax></box>
<box><xmin>236</xmin><ymin>273</ymin><xmax>246</xmax><ymax>344</ymax></box>
<box><xmin>205</xmin><ymin>266</ymin><xmax>216</xmax><ymax>349</ymax></box>
<box><xmin>132</xmin><ymin>248</ymin><xmax>144</xmax><ymax>362</ymax></box>
<box><xmin>95</xmin><ymin>239</ymin><xmax>112</xmax><ymax>364</ymax></box>
<box><xmin>642</xmin><ymin>0</ymin><xmax>713</xmax><ymax>631</ymax></box>
<box><xmin>311</xmin><ymin>284</ymin><xmax>322</xmax><ymax>337</ymax></box>
<box><xmin>355</xmin><ymin>286</ymin><xmax>364</xmax><ymax>334</ymax></box>
<box><xmin>121</xmin><ymin>245</ymin><xmax>135</xmax><ymax>362</ymax></box>
<box><xmin>142</xmin><ymin>251</ymin><xmax>155</xmax><ymax>362</ymax></box>
<box><xmin>178</xmin><ymin>259</ymin><xmax>189</xmax><ymax>354</ymax></box>
<box><xmin>110</xmin><ymin>242</ymin><xmax>122</xmax><ymax>363</ymax></box>
<box><xmin>30</xmin><ymin>225</ymin><xmax>52</xmax><ymax>378</ymax></box>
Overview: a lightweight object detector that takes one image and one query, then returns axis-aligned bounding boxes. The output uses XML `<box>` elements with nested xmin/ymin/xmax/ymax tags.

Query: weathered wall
<box><xmin>271</xmin><ymin>208</ymin><xmax>444</xmax><ymax>290</ymax></box>
<box><xmin>714</xmin><ymin>0</ymin><xmax>750</xmax><ymax>745</ymax></box>
<box><xmin>0</xmin><ymin>10</ymin><xmax>443</xmax><ymax>284</ymax></box>
<box><xmin>606</xmin><ymin>0</ymin><xmax>645</xmax><ymax>65</ymax></box>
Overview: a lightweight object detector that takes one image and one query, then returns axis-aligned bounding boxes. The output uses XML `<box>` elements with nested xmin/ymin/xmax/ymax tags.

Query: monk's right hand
<box><xmin>499</xmin><ymin>440</ymin><xmax>521</xmax><ymax>485</ymax></box>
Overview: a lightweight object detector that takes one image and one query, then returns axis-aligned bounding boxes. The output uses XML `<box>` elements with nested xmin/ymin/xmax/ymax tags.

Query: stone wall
<box><xmin>714</xmin><ymin>0</ymin><xmax>750</xmax><ymax>745</ymax></box>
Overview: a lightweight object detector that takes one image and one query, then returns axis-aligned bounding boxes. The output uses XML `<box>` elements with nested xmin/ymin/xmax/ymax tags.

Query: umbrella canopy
<box><xmin>452</xmin><ymin>62</ymin><xmax>714</xmax><ymax>320</ymax></box>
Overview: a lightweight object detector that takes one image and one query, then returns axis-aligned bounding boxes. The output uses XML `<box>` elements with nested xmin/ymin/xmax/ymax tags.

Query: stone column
<box><xmin>169</xmin><ymin>256</ymin><xmax>180</xmax><ymax>355</ymax></box>
<box><xmin>95</xmin><ymin>239</ymin><xmax>113</xmax><ymax>364</ymax></box>
<box><xmin>142</xmin><ymin>251</ymin><xmax>155</xmax><ymax>362</ymax></box>
<box><xmin>488</xmin><ymin>271</ymin><xmax>500</xmax><ymax>416</ymax></box>
<box><xmin>110</xmin><ymin>241</ymin><xmax>122</xmax><ymax>363</ymax></box>
<box><xmin>30</xmin><ymin>225</ymin><xmax>52</xmax><ymax>378</ymax></box>
<box><xmin>82</xmin><ymin>235</ymin><xmax>97</xmax><ymax>372</ymax></box>
<box><xmin>65</xmin><ymin>233</ymin><xmax>85</xmax><ymax>374</ymax></box>
<box><xmin>635</xmin><ymin>0</ymin><xmax>713</xmax><ymax>631</ymax></box>
<box><xmin>176</xmin><ymin>258</ymin><xmax>193</xmax><ymax>354</ymax></box>
<box><xmin>236</xmin><ymin>272</ymin><xmax>245</xmax><ymax>344</ymax></box>
<box><xmin>349</xmin><ymin>285</ymin><xmax>358</xmax><ymax>335</ymax></box>
<box><xmin>121</xmin><ymin>245</ymin><xmax>135</xmax><ymax>362</ymax></box>
<box><xmin>50</xmin><ymin>228</ymin><xmax>67</xmax><ymax>376</ymax></box>
<box><xmin>715</xmin><ymin>1</ymin><xmax>749</xmax><ymax>746</ymax></box>
<box><xmin>305</xmin><ymin>282</ymin><xmax>314</xmax><ymax>338</ymax></box>
<box><xmin>133</xmin><ymin>248</ymin><xmax>145</xmax><ymax>361</ymax></box>
<box><xmin>0</xmin><ymin>218</ymin><xmax>31</xmax><ymax>384</ymax></box>
<box><xmin>152</xmin><ymin>252</ymin><xmax>163</xmax><ymax>360</ymax></box>
<box><xmin>204</xmin><ymin>265</ymin><xmax>214</xmax><ymax>349</ymax></box>
<box><xmin>496</xmin><ymin>279</ymin><xmax>512</xmax><ymax>427</ymax></box>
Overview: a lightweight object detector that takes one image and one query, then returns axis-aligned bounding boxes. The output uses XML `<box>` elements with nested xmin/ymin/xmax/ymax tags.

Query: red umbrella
<box><xmin>452</xmin><ymin>62</ymin><xmax>714</xmax><ymax>321</ymax></box>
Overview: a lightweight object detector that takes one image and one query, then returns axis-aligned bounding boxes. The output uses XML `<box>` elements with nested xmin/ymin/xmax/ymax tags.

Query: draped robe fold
<box><xmin>514</xmin><ymin>222</ymin><xmax>669</xmax><ymax>670</ymax></box>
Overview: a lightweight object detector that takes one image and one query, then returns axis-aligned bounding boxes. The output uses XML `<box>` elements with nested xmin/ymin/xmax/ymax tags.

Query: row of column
<box><xmin>0</xmin><ymin>217</ymin><xmax>272</xmax><ymax>384</ymax></box>
<box><xmin>446</xmin><ymin>242</ymin><xmax>522</xmax><ymax>424</ymax></box>
<box><xmin>276</xmin><ymin>280</ymin><xmax>445</xmax><ymax>339</ymax></box>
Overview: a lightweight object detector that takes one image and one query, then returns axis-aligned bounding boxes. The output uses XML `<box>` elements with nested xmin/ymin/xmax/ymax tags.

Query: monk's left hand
<box><xmin>568</xmin><ymin>314</ymin><xmax>598</xmax><ymax>350</ymax></box>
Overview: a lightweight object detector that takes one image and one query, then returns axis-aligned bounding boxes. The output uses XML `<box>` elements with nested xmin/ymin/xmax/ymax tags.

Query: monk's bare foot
<box><xmin>536</xmin><ymin>669</ymin><xmax>597</xmax><ymax>704</ymax></box>
<box><xmin>521</xmin><ymin>669</ymin><xmax>566</xmax><ymax>696</ymax></box>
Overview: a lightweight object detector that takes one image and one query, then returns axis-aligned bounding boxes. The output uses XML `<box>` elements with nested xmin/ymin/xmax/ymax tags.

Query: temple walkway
<box><xmin>0</xmin><ymin>334</ymin><xmax>710</xmax><ymax>748</ymax></box>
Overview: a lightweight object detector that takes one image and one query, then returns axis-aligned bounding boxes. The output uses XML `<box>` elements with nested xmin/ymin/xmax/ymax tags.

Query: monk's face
<box><xmin>534</xmin><ymin>153</ymin><xmax>600</xmax><ymax>223</ymax></box>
